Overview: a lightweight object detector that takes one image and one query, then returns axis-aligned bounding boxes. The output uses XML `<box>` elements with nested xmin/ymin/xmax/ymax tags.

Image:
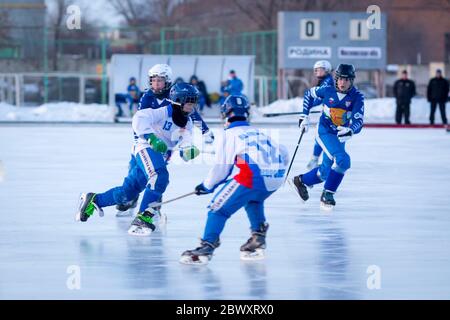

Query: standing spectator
<box><xmin>226</xmin><ymin>70</ymin><xmax>244</xmax><ymax>95</ymax></box>
<box><xmin>190</xmin><ymin>75</ymin><xmax>211</xmax><ymax>112</ymax></box>
<box><xmin>393</xmin><ymin>70</ymin><xmax>416</xmax><ymax>125</ymax></box>
<box><xmin>427</xmin><ymin>69</ymin><xmax>449</xmax><ymax>125</ymax></box>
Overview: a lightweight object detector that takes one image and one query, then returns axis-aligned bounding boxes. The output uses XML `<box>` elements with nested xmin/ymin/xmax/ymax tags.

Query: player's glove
<box><xmin>203</xmin><ymin>130</ymin><xmax>215</xmax><ymax>144</ymax></box>
<box><xmin>148</xmin><ymin>133</ymin><xmax>168</xmax><ymax>153</ymax></box>
<box><xmin>180</xmin><ymin>145</ymin><xmax>200</xmax><ymax>161</ymax></box>
<box><xmin>195</xmin><ymin>183</ymin><xmax>211</xmax><ymax>195</ymax></box>
<box><xmin>337</xmin><ymin>126</ymin><xmax>353</xmax><ymax>142</ymax></box>
<box><xmin>298</xmin><ymin>114</ymin><xmax>309</xmax><ymax>133</ymax></box>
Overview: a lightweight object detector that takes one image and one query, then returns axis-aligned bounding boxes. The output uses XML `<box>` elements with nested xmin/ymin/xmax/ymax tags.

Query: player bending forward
<box><xmin>76</xmin><ymin>83</ymin><xmax>201</xmax><ymax>236</ymax></box>
<box><xmin>293</xmin><ymin>64</ymin><xmax>364</xmax><ymax>210</ymax></box>
<box><xmin>179</xmin><ymin>95</ymin><xmax>289</xmax><ymax>265</ymax></box>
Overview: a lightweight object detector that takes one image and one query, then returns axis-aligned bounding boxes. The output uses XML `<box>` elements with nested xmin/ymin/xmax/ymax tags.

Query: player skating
<box><xmin>76</xmin><ymin>83</ymin><xmax>201</xmax><ymax>236</ymax></box>
<box><xmin>116</xmin><ymin>64</ymin><xmax>214</xmax><ymax>217</ymax></box>
<box><xmin>302</xmin><ymin>60</ymin><xmax>334</xmax><ymax>170</ymax></box>
<box><xmin>179</xmin><ymin>95</ymin><xmax>289</xmax><ymax>265</ymax></box>
<box><xmin>292</xmin><ymin>64</ymin><xmax>364</xmax><ymax>210</ymax></box>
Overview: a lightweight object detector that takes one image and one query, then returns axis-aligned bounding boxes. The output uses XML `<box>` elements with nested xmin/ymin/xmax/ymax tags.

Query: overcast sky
<box><xmin>45</xmin><ymin>0</ymin><xmax>124</xmax><ymax>27</ymax></box>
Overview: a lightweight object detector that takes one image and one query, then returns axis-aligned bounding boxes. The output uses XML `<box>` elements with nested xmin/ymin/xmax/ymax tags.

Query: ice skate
<box><xmin>75</xmin><ymin>192</ymin><xmax>104</xmax><ymax>222</ymax></box>
<box><xmin>292</xmin><ymin>175</ymin><xmax>310</xmax><ymax>201</ymax></box>
<box><xmin>320</xmin><ymin>190</ymin><xmax>336</xmax><ymax>211</ymax></box>
<box><xmin>127</xmin><ymin>210</ymin><xmax>156</xmax><ymax>236</ymax></box>
<box><xmin>179</xmin><ymin>239</ymin><xmax>220</xmax><ymax>265</ymax></box>
<box><xmin>115</xmin><ymin>196</ymin><xmax>139</xmax><ymax>217</ymax></box>
<box><xmin>240</xmin><ymin>223</ymin><xmax>269</xmax><ymax>261</ymax></box>
<box><xmin>306</xmin><ymin>156</ymin><xmax>319</xmax><ymax>170</ymax></box>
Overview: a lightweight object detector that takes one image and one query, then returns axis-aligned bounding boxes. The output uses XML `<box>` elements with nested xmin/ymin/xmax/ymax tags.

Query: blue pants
<box><xmin>301</xmin><ymin>125</ymin><xmax>351</xmax><ymax>192</ymax></box>
<box><xmin>202</xmin><ymin>179</ymin><xmax>274</xmax><ymax>243</ymax></box>
<box><xmin>312</xmin><ymin>141</ymin><xmax>323</xmax><ymax>158</ymax></box>
<box><xmin>95</xmin><ymin>147</ymin><xmax>169</xmax><ymax>213</ymax></box>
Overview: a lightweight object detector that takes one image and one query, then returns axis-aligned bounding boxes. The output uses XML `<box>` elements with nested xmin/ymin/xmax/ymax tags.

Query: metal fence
<box><xmin>1</xmin><ymin>27</ymin><xmax>279</xmax><ymax>105</ymax></box>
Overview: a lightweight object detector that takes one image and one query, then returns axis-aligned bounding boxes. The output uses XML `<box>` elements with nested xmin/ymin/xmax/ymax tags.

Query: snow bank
<box><xmin>257</xmin><ymin>97</ymin><xmax>449</xmax><ymax>124</ymax></box>
<box><xmin>0</xmin><ymin>102</ymin><xmax>116</xmax><ymax>123</ymax></box>
<box><xmin>1</xmin><ymin>98</ymin><xmax>448</xmax><ymax>124</ymax></box>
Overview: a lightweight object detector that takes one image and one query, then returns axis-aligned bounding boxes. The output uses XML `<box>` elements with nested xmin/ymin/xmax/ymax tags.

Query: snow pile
<box><xmin>257</xmin><ymin>97</ymin><xmax>448</xmax><ymax>124</ymax></box>
<box><xmin>0</xmin><ymin>102</ymin><xmax>116</xmax><ymax>123</ymax></box>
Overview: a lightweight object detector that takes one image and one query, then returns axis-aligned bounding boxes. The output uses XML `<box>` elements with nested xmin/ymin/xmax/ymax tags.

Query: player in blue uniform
<box><xmin>179</xmin><ymin>95</ymin><xmax>289</xmax><ymax>265</ymax></box>
<box><xmin>76</xmin><ymin>83</ymin><xmax>201</xmax><ymax>236</ymax></box>
<box><xmin>292</xmin><ymin>64</ymin><xmax>364</xmax><ymax>210</ymax></box>
<box><xmin>302</xmin><ymin>60</ymin><xmax>334</xmax><ymax>169</ymax></box>
<box><xmin>115</xmin><ymin>64</ymin><xmax>214</xmax><ymax>216</ymax></box>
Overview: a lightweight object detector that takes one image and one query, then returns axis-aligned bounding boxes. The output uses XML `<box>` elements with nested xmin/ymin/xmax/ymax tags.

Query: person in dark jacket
<box><xmin>427</xmin><ymin>69</ymin><xmax>449</xmax><ymax>125</ymax></box>
<box><xmin>393</xmin><ymin>70</ymin><xmax>416</xmax><ymax>124</ymax></box>
<box><xmin>190</xmin><ymin>75</ymin><xmax>211</xmax><ymax>112</ymax></box>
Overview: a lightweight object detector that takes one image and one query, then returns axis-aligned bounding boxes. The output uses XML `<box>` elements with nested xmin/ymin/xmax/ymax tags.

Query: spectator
<box><xmin>174</xmin><ymin>77</ymin><xmax>185</xmax><ymax>85</ymax></box>
<box><xmin>115</xmin><ymin>77</ymin><xmax>141</xmax><ymax>117</ymax></box>
<box><xmin>393</xmin><ymin>70</ymin><xmax>416</xmax><ymax>125</ymax></box>
<box><xmin>190</xmin><ymin>75</ymin><xmax>211</xmax><ymax>112</ymax></box>
<box><xmin>427</xmin><ymin>69</ymin><xmax>449</xmax><ymax>125</ymax></box>
<box><xmin>226</xmin><ymin>70</ymin><xmax>244</xmax><ymax>95</ymax></box>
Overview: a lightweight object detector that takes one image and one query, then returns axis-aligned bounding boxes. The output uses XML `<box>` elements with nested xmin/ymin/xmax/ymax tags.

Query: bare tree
<box><xmin>231</xmin><ymin>0</ymin><xmax>344</xmax><ymax>30</ymax></box>
<box><xmin>109</xmin><ymin>0</ymin><xmax>179</xmax><ymax>51</ymax></box>
<box><xmin>48</xmin><ymin>0</ymin><xmax>67</xmax><ymax>70</ymax></box>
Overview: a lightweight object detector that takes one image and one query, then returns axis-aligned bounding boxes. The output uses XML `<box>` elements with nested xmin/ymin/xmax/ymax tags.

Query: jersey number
<box><xmin>163</xmin><ymin>121</ymin><xmax>172</xmax><ymax>131</ymax></box>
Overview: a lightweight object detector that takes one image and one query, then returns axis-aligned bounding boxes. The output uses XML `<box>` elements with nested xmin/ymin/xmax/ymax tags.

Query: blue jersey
<box><xmin>303</xmin><ymin>74</ymin><xmax>335</xmax><ymax>110</ymax></box>
<box><xmin>138</xmin><ymin>90</ymin><xmax>171</xmax><ymax>111</ymax></box>
<box><xmin>304</xmin><ymin>85</ymin><xmax>364</xmax><ymax>134</ymax></box>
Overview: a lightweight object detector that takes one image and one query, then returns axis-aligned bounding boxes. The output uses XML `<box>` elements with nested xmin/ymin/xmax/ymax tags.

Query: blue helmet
<box><xmin>221</xmin><ymin>95</ymin><xmax>250</xmax><ymax>120</ymax></box>
<box><xmin>169</xmin><ymin>82</ymin><xmax>200</xmax><ymax>106</ymax></box>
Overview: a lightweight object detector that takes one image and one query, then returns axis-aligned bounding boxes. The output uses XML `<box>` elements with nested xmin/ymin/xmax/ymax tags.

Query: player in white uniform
<box><xmin>179</xmin><ymin>95</ymin><xmax>289</xmax><ymax>265</ymax></box>
<box><xmin>76</xmin><ymin>83</ymin><xmax>201</xmax><ymax>236</ymax></box>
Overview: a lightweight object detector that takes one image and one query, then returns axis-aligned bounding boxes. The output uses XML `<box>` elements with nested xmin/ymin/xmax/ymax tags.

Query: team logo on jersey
<box><xmin>330</xmin><ymin>108</ymin><xmax>347</xmax><ymax>126</ymax></box>
<box><xmin>345</xmin><ymin>101</ymin><xmax>352</xmax><ymax>107</ymax></box>
<box><xmin>328</xmin><ymin>98</ymin><xmax>335</xmax><ymax>104</ymax></box>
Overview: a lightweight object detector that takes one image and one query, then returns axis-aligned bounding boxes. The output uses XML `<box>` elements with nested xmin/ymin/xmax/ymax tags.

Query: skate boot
<box><xmin>179</xmin><ymin>239</ymin><xmax>221</xmax><ymax>265</ymax></box>
<box><xmin>320</xmin><ymin>190</ymin><xmax>336</xmax><ymax>211</ymax></box>
<box><xmin>127</xmin><ymin>210</ymin><xmax>156</xmax><ymax>236</ymax></box>
<box><xmin>292</xmin><ymin>175</ymin><xmax>310</xmax><ymax>201</ymax></box>
<box><xmin>306</xmin><ymin>156</ymin><xmax>319</xmax><ymax>170</ymax></box>
<box><xmin>115</xmin><ymin>196</ymin><xmax>139</xmax><ymax>217</ymax></box>
<box><xmin>76</xmin><ymin>193</ymin><xmax>104</xmax><ymax>222</ymax></box>
<box><xmin>240</xmin><ymin>222</ymin><xmax>269</xmax><ymax>260</ymax></box>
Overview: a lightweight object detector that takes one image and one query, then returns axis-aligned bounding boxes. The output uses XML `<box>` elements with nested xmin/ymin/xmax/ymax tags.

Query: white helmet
<box><xmin>313</xmin><ymin>60</ymin><xmax>332</xmax><ymax>73</ymax></box>
<box><xmin>148</xmin><ymin>63</ymin><xmax>173</xmax><ymax>94</ymax></box>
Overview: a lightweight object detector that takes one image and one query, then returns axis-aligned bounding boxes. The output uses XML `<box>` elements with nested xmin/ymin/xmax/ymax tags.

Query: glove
<box><xmin>180</xmin><ymin>145</ymin><xmax>200</xmax><ymax>161</ymax></box>
<box><xmin>195</xmin><ymin>183</ymin><xmax>211</xmax><ymax>195</ymax></box>
<box><xmin>148</xmin><ymin>133</ymin><xmax>168</xmax><ymax>153</ymax></box>
<box><xmin>203</xmin><ymin>130</ymin><xmax>215</xmax><ymax>144</ymax></box>
<box><xmin>298</xmin><ymin>114</ymin><xmax>309</xmax><ymax>133</ymax></box>
<box><xmin>337</xmin><ymin>126</ymin><xmax>353</xmax><ymax>142</ymax></box>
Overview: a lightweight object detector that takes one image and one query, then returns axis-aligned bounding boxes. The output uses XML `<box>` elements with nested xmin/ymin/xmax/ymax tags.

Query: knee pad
<box><xmin>333</xmin><ymin>152</ymin><xmax>351</xmax><ymax>173</ymax></box>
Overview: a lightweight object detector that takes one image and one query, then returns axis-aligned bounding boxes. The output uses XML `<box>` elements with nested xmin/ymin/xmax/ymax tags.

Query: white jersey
<box><xmin>132</xmin><ymin>104</ymin><xmax>193</xmax><ymax>156</ymax></box>
<box><xmin>203</xmin><ymin>121</ymin><xmax>289</xmax><ymax>192</ymax></box>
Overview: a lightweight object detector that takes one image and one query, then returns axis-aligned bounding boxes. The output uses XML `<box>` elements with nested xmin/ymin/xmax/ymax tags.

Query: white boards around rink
<box><xmin>109</xmin><ymin>54</ymin><xmax>255</xmax><ymax>106</ymax></box>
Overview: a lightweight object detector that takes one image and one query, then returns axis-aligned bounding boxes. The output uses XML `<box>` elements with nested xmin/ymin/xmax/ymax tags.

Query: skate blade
<box><xmin>286</xmin><ymin>179</ymin><xmax>307</xmax><ymax>203</ymax></box>
<box><xmin>75</xmin><ymin>193</ymin><xmax>86</xmax><ymax>222</ymax></box>
<box><xmin>320</xmin><ymin>202</ymin><xmax>335</xmax><ymax>212</ymax></box>
<box><xmin>179</xmin><ymin>255</ymin><xmax>209</xmax><ymax>266</ymax></box>
<box><xmin>127</xmin><ymin>225</ymin><xmax>154</xmax><ymax>236</ymax></box>
<box><xmin>158</xmin><ymin>212</ymin><xmax>168</xmax><ymax>226</ymax></box>
<box><xmin>240</xmin><ymin>249</ymin><xmax>265</xmax><ymax>261</ymax></box>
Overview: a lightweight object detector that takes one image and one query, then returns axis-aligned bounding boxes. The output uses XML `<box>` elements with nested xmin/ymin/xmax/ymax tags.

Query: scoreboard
<box><xmin>278</xmin><ymin>11</ymin><xmax>387</xmax><ymax>70</ymax></box>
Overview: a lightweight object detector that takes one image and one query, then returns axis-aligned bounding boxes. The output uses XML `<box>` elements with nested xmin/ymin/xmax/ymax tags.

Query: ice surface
<box><xmin>1</xmin><ymin>123</ymin><xmax>450</xmax><ymax>299</ymax></box>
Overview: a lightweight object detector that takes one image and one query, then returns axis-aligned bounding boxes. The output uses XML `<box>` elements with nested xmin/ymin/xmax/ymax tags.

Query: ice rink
<box><xmin>1</xmin><ymin>123</ymin><xmax>450</xmax><ymax>299</ymax></box>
